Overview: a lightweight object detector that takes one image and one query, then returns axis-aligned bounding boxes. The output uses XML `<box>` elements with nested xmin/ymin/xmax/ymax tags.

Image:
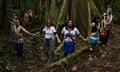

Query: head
<box><xmin>12</xmin><ymin>13</ymin><xmax>17</xmax><ymax>19</ymax></box>
<box><xmin>28</xmin><ymin>9</ymin><xmax>32</xmax><ymax>12</ymax></box>
<box><xmin>47</xmin><ymin>19</ymin><xmax>52</xmax><ymax>27</ymax></box>
<box><xmin>67</xmin><ymin>20</ymin><xmax>73</xmax><ymax>27</ymax></box>
<box><xmin>107</xmin><ymin>7</ymin><xmax>112</xmax><ymax>15</ymax></box>
<box><xmin>15</xmin><ymin>19</ymin><xmax>20</xmax><ymax>26</ymax></box>
<box><xmin>65</xmin><ymin>20</ymin><xmax>75</xmax><ymax>30</ymax></box>
<box><xmin>13</xmin><ymin>13</ymin><xmax>16</xmax><ymax>16</ymax></box>
<box><xmin>12</xmin><ymin>15</ymin><xmax>18</xmax><ymax>23</ymax></box>
<box><xmin>92</xmin><ymin>16</ymin><xmax>100</xmax><ymax>24</ymax></box>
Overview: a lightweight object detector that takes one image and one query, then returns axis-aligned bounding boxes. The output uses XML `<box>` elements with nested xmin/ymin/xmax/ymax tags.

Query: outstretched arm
<box><xmin>21</xmin><ymin>26</ymin><xmax>33</xmax><ymax>36</ymax></box>
<box><xmin>78</xmin><ymin>34</ymin><xmax>87</xmax><ymax>42</ymax></box>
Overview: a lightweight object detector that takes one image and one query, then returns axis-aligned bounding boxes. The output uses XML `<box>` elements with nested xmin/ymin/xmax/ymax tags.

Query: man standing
<box><xmin>11</xmin><ymin>19</ymin><xmax>34</xmax><ymax>59</ymax></box>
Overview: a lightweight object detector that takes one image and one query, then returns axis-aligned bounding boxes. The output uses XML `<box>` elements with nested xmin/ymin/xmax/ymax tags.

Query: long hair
<box><xmin>92</xmin><ymin>16</ymin><xmax>100</xmax><ymax>24</ymax></box>
<box><xmin>65</xmin><ymin>20</ymin><xmax>75</xmax><ymax>30</ymax></box>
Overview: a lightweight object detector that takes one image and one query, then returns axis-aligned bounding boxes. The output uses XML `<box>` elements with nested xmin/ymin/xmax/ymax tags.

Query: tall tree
<box><xmin>1</xmin><ymin>0</ymin><xmax>7</xmax><ymax>33</ymax></box>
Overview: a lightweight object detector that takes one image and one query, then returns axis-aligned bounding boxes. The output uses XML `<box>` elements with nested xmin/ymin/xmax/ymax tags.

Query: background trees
<box><xmin>1</xmin><ymin>0</ymin><xmax>118</xmax><ymax>35</ymax></box>
<box><xmin>0</xmin><ymin>0</ymin><xmax>120</xmax><ymax>72</ymax></box>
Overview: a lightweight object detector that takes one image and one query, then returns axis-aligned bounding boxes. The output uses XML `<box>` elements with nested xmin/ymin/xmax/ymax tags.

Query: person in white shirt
<box><xmin>42</xmin><ymin>19</ymin><xmax>61</xmax><ymax>64</ymax></box>
<box><xmin>61</xmin><ymin>20</ymin><xmax>86</xmax><ymax>56</ymax></box>
<box><xmin>103</xmin><ymin>7</ymin><xmax>113</xmax><ymax>46</ymax></box>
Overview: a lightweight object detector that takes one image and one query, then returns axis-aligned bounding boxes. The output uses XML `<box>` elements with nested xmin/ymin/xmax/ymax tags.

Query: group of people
<box><xmin>88</xmin><ymin>6</ymin><xmax>113</xmax><ymax>59</ymax></box>
<box><xmin>42</xmin><ymin>19</ymin><xmax>87</xmax><ymax>64</ymax></box>
<box><xmin>10</xmin><ymin>6</ymin><xmax>112</xmax><ymax>64</ymax></box>
<box><xmin>11</xmin><ymin>13</ymin><xmax>35</xmax><ymax>59</ymax></box>
<box><xmin>23</xmin><ymin>9</ymin><xmax>33</xmax><ymax>25</ymax></box>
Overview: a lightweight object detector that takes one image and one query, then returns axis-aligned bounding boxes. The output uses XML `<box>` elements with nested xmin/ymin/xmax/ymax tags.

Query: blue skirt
<box><xmin>89</xmin><ymin>32</ymin><xmax>100</xmax><ymax>44</ymax></box>
<box><xmin>89</xmin><ymin>39</ymin><xmax>100</xmax><ymax>44</ymax></box>
<box><xmin>63</xmin><ymin>41</ymin><xmax>75</xmax><ymax>54</ymax></box>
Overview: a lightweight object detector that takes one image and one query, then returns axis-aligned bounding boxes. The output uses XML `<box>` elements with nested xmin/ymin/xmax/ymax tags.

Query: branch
<box><xmin>55</xmin><ymin>43</ymin><xmax>63</xmax><ymax>52</ymax></box>
<box><xmin>49</xmin><ymin>45</ymin><xmax>89</xmax><ymax>66</ymax></box>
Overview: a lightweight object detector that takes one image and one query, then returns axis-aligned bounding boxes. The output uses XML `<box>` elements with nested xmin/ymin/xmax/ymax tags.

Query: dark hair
<box><xmin>16</xmin><ymin>19</ymin><xmax>22</xmax><ymax>25</ymax></box>
<box><xmin>92</xmin><ymin>16</ymin><xmax>100</xmax><ymax>24</ymax></box>
<box><xmin>19</xmin><ymin>19</ymin><xmax>23</xmax><ymax>25</ymax></box>
<box><xmin>102</xmin><ymin>16</ymin><xmax>104</xmax><ymax>19</ymax></box>
<box><xmin>65</xmin><ymin>20</ymin><xmax>75</xmax><ymax>30</ymax></box>
<box><xmin>108</xmin><ymin>12</ymin><xmax>112</xmax><ymax>15</ymax></box>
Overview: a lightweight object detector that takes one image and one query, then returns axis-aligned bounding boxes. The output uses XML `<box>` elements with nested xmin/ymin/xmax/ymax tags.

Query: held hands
<box><xmin>32</xmin><ymin>32</ymin><xmax>40</xmax><ymax>36</ymax></box>
<box><xmin>83</xmin><ymin>36</ymin><xmax>89</xmax><ymax>42</ymax></box>
<box><xmin>57</xmin><ymin>39</ymin><xmax>61</xmax><ymax>43</ymax></box>
<box><xmin>83</xmin><ymin>38</ymin><xmax>88</xmax><ymax>42</ymax></box>
<box><xmin>32</xmin><ymin>33</ymin><xmax>36</xmax><ymax>36</ymax></box>
<box><xmin>55</xmin><ymin>34</ymin><xmax>61</xmax><ymax>43</ymax></box>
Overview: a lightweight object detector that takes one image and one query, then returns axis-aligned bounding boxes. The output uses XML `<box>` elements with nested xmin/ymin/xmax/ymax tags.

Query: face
<box><xmin>68</xmin><ymin>20</ymin><xmax>73</xmax><ymax>27</ymax></box>
<box><xmin>47</xmin><ymin>19</ymin><xmax>51</xmax><ymax>26</ymax></box>
<box><xmin>107</xmin><ymin>7</ymin><xmax>112</xmax><ymax>14</ymax></box>
<box><xmin>15</xmin><ymin>20</ymin><xmax>20</xmax><ymax>25</ymax></box>
<box><xmin>29</xmin><ymin>9</ymin><xmax>32</xmax><ymax>12</ymax></box>
<box><xmin>13</xmin><ymin>15</ymin><xmax>17</xmax><ymax>19</ymax></box>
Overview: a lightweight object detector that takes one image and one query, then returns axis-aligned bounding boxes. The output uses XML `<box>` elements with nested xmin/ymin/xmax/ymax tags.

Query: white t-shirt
<box><xmin>42</xmin><ymin>26</ymin><xmax>56</xmax><ymax>39</ymax></box>
<box><xmin>61</xmin><ymin>27</ymin><xmax>80</xmax><ymax>42</ymax></box>
<box><xmin>104</xmin><ymin>14</ymin><xmax>113</xmax><ymax>30</ymax></box>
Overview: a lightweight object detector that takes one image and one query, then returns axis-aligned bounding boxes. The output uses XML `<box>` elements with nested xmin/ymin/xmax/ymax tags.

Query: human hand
<box><xmin>83</xmin><ymin>38</ymin><xmax>88</xmax><ymax>42</ymax></box>
<box><xmin>57</xmin><ymin>39</ymin><xmax>61</xmax><ymax>43</ymax></box>
<box><xmin>86</xmin><ymin>37</ymin><xmax>89</xmax><ymax>41</ymax></box>
<box><xmin>32</xmin><ymin>33</ymin><xmax>36</xmax><ymax>36</ymax></box>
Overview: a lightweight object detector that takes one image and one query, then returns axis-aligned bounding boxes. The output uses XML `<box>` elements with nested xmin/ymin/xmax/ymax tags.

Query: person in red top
<box><xmin>28</xmin><ymin>9</ymin><xmax>33</xmax><ymax>21</ymax></box>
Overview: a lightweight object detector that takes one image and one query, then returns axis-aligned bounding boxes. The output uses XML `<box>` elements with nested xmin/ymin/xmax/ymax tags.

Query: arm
<box><xmin>13</xmin><ymin>23</ymin><xmax>17</xmax><ymax>33</ymax></box>
<box><xmin>11</xmin><ymin>22</ymin><xmax>14</xmax><ymax>33</ymax></box>
<box><xmin>100</xmin><ymin>20</ymin><xmax>104</xmax><ymax>31</ymax></box>
<box><xmin>78</xmin><ymin>34</ymin><xmax>86</xmax><ymax>41</ymax></box>
<box><xmin>21</xmin><ymin>26</ymin><xmax>33</xmax><ymax>36</ymax></box>
<box><xmin>52</xmin><ymin>26</ymin><xmax>61</xmax><ymax>43</ymax></box>
<box><xmin>55</xmin><ymin>33</ymin><xmax>61</xmax><ymax>43</ymax></box>
<box><xmin>75</xmin><ymin>27</ymin><xmax>86</xmax><ymax>41</ymax></box>
<box><xmin>87</xmin><ymin>23</ymin><xmax>92</xmax><ymax>40</ymax></box>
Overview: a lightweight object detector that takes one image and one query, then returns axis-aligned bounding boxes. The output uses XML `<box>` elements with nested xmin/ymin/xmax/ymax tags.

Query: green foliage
<box><xmin>114</xmin><ymin>0</ymin><xmax>120</xmax><ymax>4</ymax></box>
<box><xmin>113</xmin><ymin>0</ymin><xmax>120</xmax><ymax>24</ymax></box>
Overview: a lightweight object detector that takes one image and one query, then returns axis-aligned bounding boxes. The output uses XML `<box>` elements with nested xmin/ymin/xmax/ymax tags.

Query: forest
<box><xmin>0</xmin><ymin>0</ymin><xmax>120</xmax><ymax>72</ymax></box>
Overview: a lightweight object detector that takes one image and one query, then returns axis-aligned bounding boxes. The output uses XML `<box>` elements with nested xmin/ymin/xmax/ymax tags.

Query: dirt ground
<box><xmin>0</xmin><ymin>24</ymin><xmax>120</xmax><ymax>72</ymax></box>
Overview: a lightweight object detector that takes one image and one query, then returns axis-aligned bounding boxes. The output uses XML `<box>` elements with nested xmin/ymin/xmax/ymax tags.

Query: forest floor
<box><xmin>0</xmin><ymin>24</ymin><xmax>120</xmax><ymax>72</ymax></box>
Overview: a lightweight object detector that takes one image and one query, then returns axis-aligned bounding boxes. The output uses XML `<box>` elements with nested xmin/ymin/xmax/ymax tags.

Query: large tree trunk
<box><xmin>69</xmin><ymin>0</ymin><xmax>88</xmax><ymax>35</ymax></box>
<box><xmin>56</xmin><ymin>0</ymin><xmax>68</xmax><ymax>31</ymax></box>
<box><xmin>1</xmin><ymin>0</ymin><xmax>7</xmax><ymax>34</ymax></box>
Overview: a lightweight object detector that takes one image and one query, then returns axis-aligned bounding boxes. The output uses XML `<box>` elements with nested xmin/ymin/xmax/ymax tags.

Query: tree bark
<box><xmin>56</xmin><ymin>0</ymin><xmax>67</xmax><ymax>30</ymax></box>
<box><xmin>50</xmin><ymin>45</ymin><xmax>89</xmax><ymax>66</ymax></box>
<box><xmin>1</xmin><ymin>0</ymin><xmax>7</xmax><ymax>33</ymax></box>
